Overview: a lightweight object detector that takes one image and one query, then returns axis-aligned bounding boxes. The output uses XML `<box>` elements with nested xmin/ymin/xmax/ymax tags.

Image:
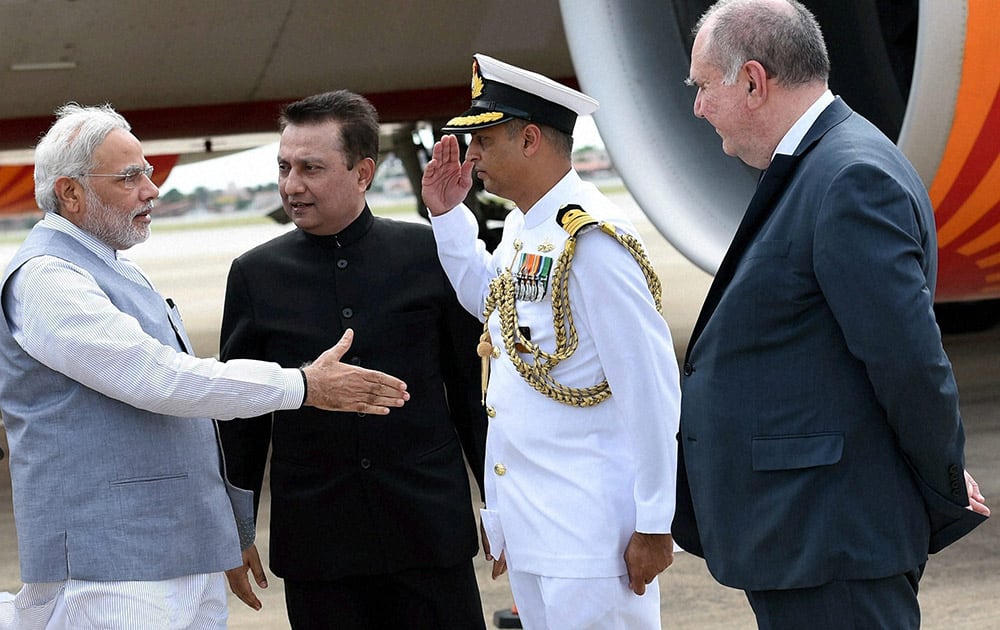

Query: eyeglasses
<box><xmin>77</xmin><ymin>165</ymin><xmax>154</xmax><ymax>189</ymax></box>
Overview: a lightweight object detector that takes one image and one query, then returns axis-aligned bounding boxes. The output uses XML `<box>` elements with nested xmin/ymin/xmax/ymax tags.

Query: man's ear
<box><xmin>521</xmin><ymin>123</ymin><xmax>543</xmax><ymax>155</ymax></box>
<box><xmin>743</xmin><ymin>60</ymin><xmax>768</xmax><ymax>109</ymax></box>
<box><xmin>356</xmin><ymin>157</ymin><xmax>376</xmax><ymax>190</ymax></box>
<box><xmin>54</xmin><ymin>176</ymin><xmax>84</xmax><ymax>215</ymax></box>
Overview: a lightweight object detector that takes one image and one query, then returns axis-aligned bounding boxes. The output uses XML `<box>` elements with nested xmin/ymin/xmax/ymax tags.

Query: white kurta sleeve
<box><xmin>6</xmin><ymin>256</ymin><xmax>303</xmax><ymax>419</ymax></box>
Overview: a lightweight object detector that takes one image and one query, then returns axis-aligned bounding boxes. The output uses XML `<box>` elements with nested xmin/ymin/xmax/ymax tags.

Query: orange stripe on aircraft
<box><xmin>976</xmin><ymin>253</ymin><xmax>1000</xmax><ymax>271</ymax></box>
<box><xmin>0</xmin><ymin>154</ymin><xmax>179</xmax><ymax>217</ymax></box>
<box><xmin>929</xmin><ymin>0</ymin><xmax>1000</xmax><ymax>300</ymax></box>
<box><xmin>0</xmin><ymin>165</ymin><xmax>39</xmax><ymax>215</ymax></box>
<box><xmin>148</xmin><ymin>154</ymin><xmax>179</xmax><ymax>188</ymax></box>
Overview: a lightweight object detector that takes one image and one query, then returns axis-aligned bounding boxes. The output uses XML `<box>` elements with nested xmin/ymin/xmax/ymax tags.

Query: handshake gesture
<box><xmin>301</xmin><ymin>329</ymin><xmax>409</xmax><ymax>414</ymax></box>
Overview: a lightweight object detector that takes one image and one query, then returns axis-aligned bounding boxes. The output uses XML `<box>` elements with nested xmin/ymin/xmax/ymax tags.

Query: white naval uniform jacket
<box><xmin>431</xmin><ymin>170</ymin><xmax>680</xmax><ymax>578</ymax></box>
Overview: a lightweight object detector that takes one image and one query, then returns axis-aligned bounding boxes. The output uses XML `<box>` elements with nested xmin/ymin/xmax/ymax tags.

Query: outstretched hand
<box><xmin>302</xmin><ymin>329</ymin><xmax>409</xmax><ymax>413</ymax></box>
<box><xmin>421</xmin><ymin>134</ymin><xmax>475</xmax><ymax>216</ymax></box>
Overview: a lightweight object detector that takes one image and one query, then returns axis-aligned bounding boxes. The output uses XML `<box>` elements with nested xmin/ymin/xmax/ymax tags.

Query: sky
<box><xmin>159</xmin><ymin>140</ymin><xmax>281</xmax><ymax>195</ymax></box>
<box><xmin>158</xmin><ymin>116</ymin><xmax>605</xmax><ymax>195</ymax></box>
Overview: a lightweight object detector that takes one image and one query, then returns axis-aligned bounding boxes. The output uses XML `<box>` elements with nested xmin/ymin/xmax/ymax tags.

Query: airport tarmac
<box><xmin>1</xmin><ymin>192</ymin><xmax>998</xmax><ymax>628</ymax></box>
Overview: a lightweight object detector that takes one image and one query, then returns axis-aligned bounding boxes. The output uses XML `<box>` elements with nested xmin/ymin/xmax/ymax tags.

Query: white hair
<box><xmin>33</xmin><ymin>103</ymin><xmax>130</xmax><ymax>214</ymax></box>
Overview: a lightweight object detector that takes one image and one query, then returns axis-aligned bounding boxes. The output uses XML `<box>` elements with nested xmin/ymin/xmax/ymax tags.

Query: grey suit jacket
<box><xmin>673</xmin><ymin>98</ymin><xmax>987</xmax><ymax>591</ymax></box>
<box><xmin>0</xmin><ymin>227</ymin><xmax>250</xmax><ymax>582</ymax></box>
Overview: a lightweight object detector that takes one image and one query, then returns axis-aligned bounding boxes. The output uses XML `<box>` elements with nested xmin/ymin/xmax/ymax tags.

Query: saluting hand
<box><xmin>421</xmin><ymin>134</ymin><xmax>475</xmax><ymax>216</ymax></box>
<box><xmin>302</xmin><ymin>329</ymin><xmax>409</xmax><ymax>414</ymax></box>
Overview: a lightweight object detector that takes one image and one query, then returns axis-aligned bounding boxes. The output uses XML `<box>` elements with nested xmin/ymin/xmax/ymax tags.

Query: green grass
<box><xmin>370</xmin><ymin>199</ymin><xmax>423</xmax><ymax>217</ymax></box>
<box><xmin>597</xmin><ymin>181</ymin><xmax>629</xmax><ymax>195</ymax></box>
<box><xmin>151</xmin><ymin>214</ymin><xmax>276</xmax><ymax>232</ymax></box>
<box><xmin>0</xmin><ymin>227</ymin><xmax>35</xmax><ymax>245</ymax></box>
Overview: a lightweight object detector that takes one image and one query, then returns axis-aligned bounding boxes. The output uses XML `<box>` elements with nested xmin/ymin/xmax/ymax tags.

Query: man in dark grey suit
<box><xmin>217</xmin><ymin>90</ymin><xmax>488</xmax><ymax>629</ymax></box>
<box><xmin>675</xmin><ymin>1</ymin><xmax>990</xmax><ymax>628</ymax></box>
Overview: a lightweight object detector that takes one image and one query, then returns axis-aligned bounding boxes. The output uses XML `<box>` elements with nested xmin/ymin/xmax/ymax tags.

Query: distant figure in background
<box><xmin>421</xmin><ymin>54</ymin><xmax>681</xmax><ymax>629</ymax></box>
<box><xmin>0</xmin><ymin>103</ymin><xmax>408</xmax><ymax>629</ymax></box>
<box><xmin>218</xmin><ymin>90</ymin><xmax>488</xmax><ymax>629</ymax></box>
<box><xmin>675</xmin><ymin>1</ymin><xmax>990</xmax><ymax>628</ymax></box>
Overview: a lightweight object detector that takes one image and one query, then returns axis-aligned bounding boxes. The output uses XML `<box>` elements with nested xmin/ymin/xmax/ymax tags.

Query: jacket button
<box><xmin>336</xmin><ymin>259</ymin><xmax>348</xmax><ymax>269</ymax></box>
<box><xmin>491</xmin><ymin>346</ymin><xmax>501</xmax><ymax>359</ymax></box>
<box><xmin>683</xmin><ymin>362</ymin><xmax>694</xmax><ymax>376</ymax></box>
<box><xmin>342</xmin><ymin>307</ymin><xmax>354</xmax><ymax>319</ymax></box>
<box><xmin>494</xmin><ymin>463</ymin><xmax>507</xmax><ymax>476</ymax></box>
<box><xmin>361</xmin><ymin>458</ymin><xmax>371</xmax><ymax>470</ymax></box>
<box><xmin>486</xmin><ymin>406</ymin><xmax>496</xmax><ymax>418</ymax></box>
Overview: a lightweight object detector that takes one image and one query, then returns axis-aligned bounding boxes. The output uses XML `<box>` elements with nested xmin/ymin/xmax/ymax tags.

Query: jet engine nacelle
<box><xmin>561</xmin><ymin>0</ymin><xmax>1000</xmax><ymax>304</ymax></box>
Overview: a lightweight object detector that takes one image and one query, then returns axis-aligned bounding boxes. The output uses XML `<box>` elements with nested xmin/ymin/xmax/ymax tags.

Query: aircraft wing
<box><xmin>0</xmin><ymin>0</ymin><xmax>574</xmax><ymax>152</ymax></box>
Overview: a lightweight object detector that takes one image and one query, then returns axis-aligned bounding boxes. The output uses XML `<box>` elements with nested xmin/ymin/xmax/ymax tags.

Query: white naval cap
<box><xmin>440</xmin><ymin>53</ymin><xmax>599</xmax><ymax>136</ymax></box>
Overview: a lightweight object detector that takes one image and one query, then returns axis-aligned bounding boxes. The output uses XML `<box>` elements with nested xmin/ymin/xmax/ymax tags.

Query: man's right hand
<box><xmin>226</xmin><ymin>544</ymin><xmax>267</xmax><ymax>611</ymax></box>
<box><xmin>966</xmin><ymin>470</ymin><xmax>990</xmax><ymax>516</ymax></box>
<box><xmin>420</xmin><ymin>134</ymin><xmax>475</xmax><ymax>216</ymax></box>
<box><xmin>302</xmin><ymin>329</ymin><xmax>409</xmax><ymax>413</ymax></box>
<box><xmin>481</xmin><ymin>521</ymin><xmax>508</xmax><ymax>580</ymax></box>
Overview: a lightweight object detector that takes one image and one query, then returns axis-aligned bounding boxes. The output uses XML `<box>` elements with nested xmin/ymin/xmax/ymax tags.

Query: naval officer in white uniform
<box><xmin>421</xmin><ymin>54</ymin><xmax>681</xmax><ymax>629</ymax></box>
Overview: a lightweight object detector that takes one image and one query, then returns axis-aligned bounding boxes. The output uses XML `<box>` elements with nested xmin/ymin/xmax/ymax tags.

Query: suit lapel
<box><xmin>686</xmin><ymin>155</ymin><xmax>798</xmax><ymax>358</ymax></box>
<box><xmin>685</xmin><ymin>98</ymin><xmax>854</xmax><ymax>360</ymax></box>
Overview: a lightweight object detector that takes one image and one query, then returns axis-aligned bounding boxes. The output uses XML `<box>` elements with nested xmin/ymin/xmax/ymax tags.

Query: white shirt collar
<box><xmin>522</xmin><ymin>169</ymin><xmax>582</xmax><ymax>229</ymax></box>
<box><xmin>40</xmin><ymin>212</ymin><xmax>119</xmax><ymax>262</ymax></box>
<box><xmin>773</xmin><ymin>89</ymin><xmax>835</xmax><ymax>158</ymax></box>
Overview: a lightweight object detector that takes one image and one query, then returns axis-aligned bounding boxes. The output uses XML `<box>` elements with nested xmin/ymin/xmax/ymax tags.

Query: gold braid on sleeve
<box><xmin>481</xmin><ymin>204</ymin><xmax>662</xmax><ymax>407</ymax></box>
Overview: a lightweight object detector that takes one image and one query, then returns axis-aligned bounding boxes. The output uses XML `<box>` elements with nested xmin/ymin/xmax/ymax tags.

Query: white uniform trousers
<box><xmin>508</xmin><ymin>570</ymin><xmax>661</xmax><ymax>629</ymax></box>
<box><xmin>0</xmin><ymin>573</ymin><xmax>227</xmax><ymax>630</ymax></box>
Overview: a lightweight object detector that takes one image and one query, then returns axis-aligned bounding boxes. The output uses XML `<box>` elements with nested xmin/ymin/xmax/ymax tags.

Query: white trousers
<box><xmin>0</xmin><ymin>573</ymin><xmax>227</xmax><ymax>630</ymax></box>
<box><xmin>508</xmin><ymin>570</ymin><xmax>661</xmax><ymax>630</ymax></box>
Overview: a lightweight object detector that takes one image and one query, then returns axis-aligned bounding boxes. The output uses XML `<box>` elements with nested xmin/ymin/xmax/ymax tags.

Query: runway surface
<box><xmin>1</xmin><ymin>192</ymin><xmax>997</xmax><ymax>628</ymax></box>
